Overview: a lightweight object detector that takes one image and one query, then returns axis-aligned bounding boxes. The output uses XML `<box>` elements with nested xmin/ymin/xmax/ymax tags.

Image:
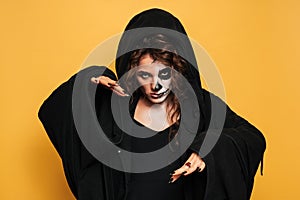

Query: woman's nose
<box><xmin>152</xmin><ymin>82</ymin><xmax>162</xmax><ymax>91</ymax></box>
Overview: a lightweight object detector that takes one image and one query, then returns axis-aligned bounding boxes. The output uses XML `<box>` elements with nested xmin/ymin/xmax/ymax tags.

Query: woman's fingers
<box><xmin>169</xmin><ymin>153</ymin><xmax>205</xmax><ymax>183</ymax></box>
<box><xmin>91</xmin><ymin>76</ymin><xmax>118</xmax><ymax>87</ymax></box>
<box><xmin>183</xmin><ymin>156</ymin><xmax>202</xmax><ymax>176</ymax></box>
<box><xmin>112</xmin><ymin>85</ymin><xmax>129</xmax><ymax>97</ymax></box>
<box><xmin>173</xmin><ymin>153</ymin><xmax>196</xmax><ymax>176</ymax></box>
<box><xmin>91</xmin><ymin>77</ymin><xmax>99</xmax><ymax>84</ymax></box>
<box><xmin>168</xmin><ymin>174</ymin><xmax>181</xmax><ymax>184</ymax></box>
<box><xmin>91</xmin><ymin>76</ymin><xmax>129</xmax><ymax>97</ymax></box>
<box><xmin>198</xmin><ymin>159</ymin><xmax>206</xmax><ymax>173</ymax></box>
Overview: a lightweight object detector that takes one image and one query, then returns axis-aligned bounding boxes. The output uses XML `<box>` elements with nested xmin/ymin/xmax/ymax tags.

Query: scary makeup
<box><xmin>136</xmin><ymin>54</ymin><xmax>172</xmax><ymax>104</ymax></box>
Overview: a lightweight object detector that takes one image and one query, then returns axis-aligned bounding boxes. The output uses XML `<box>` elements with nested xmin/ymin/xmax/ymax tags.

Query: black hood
<box><xmin>115</xmin><ymin>8</ymin><xmax>207</xmax><ymax>130</ymax></box>
<box><xmin>116</xmin><ymin>8</ymin><xmax>201</xmax><ymax>85</ymax></box>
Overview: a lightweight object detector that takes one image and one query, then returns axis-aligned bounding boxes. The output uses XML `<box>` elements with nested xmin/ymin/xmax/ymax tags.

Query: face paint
<box><xmin>158</xmin><ymin>68</ymin><xmax>171</xmax><ymax>80</ymax></box>
<box><xmin>136</xmin><ymin>54</ymin><xmax>172</xmax><ymax>104</ymax></box>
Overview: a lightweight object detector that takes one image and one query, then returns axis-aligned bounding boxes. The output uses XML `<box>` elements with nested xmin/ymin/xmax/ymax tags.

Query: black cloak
<box><xmin>38</xmin><ymin>8</ymin><xmax>266</xmax><ymax>200</ymax></box>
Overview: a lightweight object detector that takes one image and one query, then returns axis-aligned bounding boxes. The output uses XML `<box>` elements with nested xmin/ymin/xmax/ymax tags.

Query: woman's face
<box><xmin>136</xmin><ymin>54</ymin><xmax>172</xmax><ymax>104</ymax></box>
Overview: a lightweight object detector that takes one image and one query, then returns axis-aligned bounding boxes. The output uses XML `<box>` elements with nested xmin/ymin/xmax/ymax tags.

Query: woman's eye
<box><xmin>161</xmin><ymin>72</ymin><xmax>169</xmax><ymax>76</ymax></box>
<box><xmin>158</xmin><ymin>69</ymin><xmax>171</xmax><ymax>80</ymax></box>
<box><xmin>138</xmin><ymin>72</ymin><xmax>151</xmax><ymax>79</ymax></box>
<box><xmin>142</xmin><ymin>74</ymin><xmax>149</xmax><ymax>78</ymax></box>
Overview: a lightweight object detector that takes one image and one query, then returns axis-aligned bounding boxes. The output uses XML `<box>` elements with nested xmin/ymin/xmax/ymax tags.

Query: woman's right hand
<box><xmin>91</xmin><ymin>76</ymin><xmax>129</xmax><ymax>97</ymax></box>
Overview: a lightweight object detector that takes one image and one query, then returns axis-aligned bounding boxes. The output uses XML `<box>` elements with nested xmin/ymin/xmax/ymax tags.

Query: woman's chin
<box><xmin>146</xmin><ymin>95</ymin><xmax>168</xmax><ymax>104</ymax></box>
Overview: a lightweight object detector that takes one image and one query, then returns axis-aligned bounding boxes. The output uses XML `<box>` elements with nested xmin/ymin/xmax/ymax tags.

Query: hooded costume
<box><xmin>38</xmin><ymin>8</ymin><xmax>266</xmax><ymax>200</ymax></box>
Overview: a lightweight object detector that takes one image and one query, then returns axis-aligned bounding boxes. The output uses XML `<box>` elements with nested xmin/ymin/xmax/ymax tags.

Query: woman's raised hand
<box><xmin>91</xmin><ymin>76</ymin><xmax>129</xmax><ymax>97</ymax></box>
<box><xmin>169</xmin><ymin>152</ymin><xmax>206</xmax><ymax>183</ymax></box>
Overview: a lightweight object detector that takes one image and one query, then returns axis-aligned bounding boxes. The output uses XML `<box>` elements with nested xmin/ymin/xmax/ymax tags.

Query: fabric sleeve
<box><xmin>38</xmin><ymin>73</ymin><xmax>76</xmax><ymax>157</ymax></box>
<box><xmin>38</xmin><ymin>66</ymin><xmax>117</xmax><ymax>157</ymax></box>
<box><xmin>189</xmin><ymin>91</ymin><xmax>266</xmax><ymax>170</ymax></box>
<box><xmin>188</xmin><ymin>91</ymin><xmax>266</xmax><ymax>199</ymax></box>
<box><xmin>38</xmin><ymin>66</ymin><xmax>117</xmax><ymax>198</ymax></box>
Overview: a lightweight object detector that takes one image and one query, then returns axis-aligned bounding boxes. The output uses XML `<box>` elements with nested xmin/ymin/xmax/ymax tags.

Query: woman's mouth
<box><xmin>150</xmin><ymin>89</ymin><xmax>170</xmax><ymax>99</ymax></box>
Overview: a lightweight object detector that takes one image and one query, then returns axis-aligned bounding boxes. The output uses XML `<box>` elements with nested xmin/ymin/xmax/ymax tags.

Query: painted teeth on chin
<box><xmin>151</xmin><ymin>89</ymin><xmax>169</xmax><ymax>99</ymax></box>
<box><xmin>162</xmin><ymin>89</ymin><xmax>169</xmax><ymax>95</ymax></box>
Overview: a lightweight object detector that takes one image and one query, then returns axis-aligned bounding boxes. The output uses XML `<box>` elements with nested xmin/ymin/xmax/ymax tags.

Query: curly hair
<box><xmin>123</xmin><ymin>34</ymin><xmax>190</xmax><ymax>144</ymax></box>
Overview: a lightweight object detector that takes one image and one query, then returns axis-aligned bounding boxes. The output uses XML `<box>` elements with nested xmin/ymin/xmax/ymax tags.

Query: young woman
<box><xmin>38</xmin><ymin>8</ymin><xmax>266</xmax><ymax>200</ymax></box>
<box><xmin>94</xmin><ymin>37</ymin><xmax>207</xmax><ymax>199</ymax></box>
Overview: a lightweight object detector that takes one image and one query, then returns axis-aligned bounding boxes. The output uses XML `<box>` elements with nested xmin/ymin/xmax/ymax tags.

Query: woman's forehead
<box><xmin>136</xmin><ymin>63</ymin><xmax>170</xmax><ymax>72</ymax></box>
<box><xmin>138</xmin><ymin>54</ymin><xmax>155</xmax><ymax>65</ymax></box>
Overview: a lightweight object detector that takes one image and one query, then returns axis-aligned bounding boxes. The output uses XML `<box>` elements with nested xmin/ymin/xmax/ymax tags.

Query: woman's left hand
<box><xmin>169</xmin><ymin>152</ymin><xmax>206</xmax><ymax>183</ymax></box>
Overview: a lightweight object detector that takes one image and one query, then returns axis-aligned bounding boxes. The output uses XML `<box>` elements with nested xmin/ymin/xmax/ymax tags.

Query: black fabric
<box><xmin>38</xmin><ymin>8</ymin><xmax>266</xmax><ymax>200</ymax></box>
<box><xmin>124</xmin><ymin>123</ymin><xmax>185</xmax><ymax>200</ymax></box>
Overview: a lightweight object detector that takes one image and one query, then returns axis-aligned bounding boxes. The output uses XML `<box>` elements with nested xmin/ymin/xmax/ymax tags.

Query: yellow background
<box><xmin>1</xmin><ymin>0</ymin><xmax>299</xmax><ymax>199</ymax></box>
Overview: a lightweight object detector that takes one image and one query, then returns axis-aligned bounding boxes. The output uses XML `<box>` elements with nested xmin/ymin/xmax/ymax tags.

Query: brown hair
<box><xmin>124</xmin><ymin>34</ymin><xmax>189</xmax><ymax>143</ymax></box>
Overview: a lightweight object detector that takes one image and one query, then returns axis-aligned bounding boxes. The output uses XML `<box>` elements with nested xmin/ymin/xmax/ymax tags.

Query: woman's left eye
<box><xmin>158</xmin><ymin>69</ymin><xmax>171</xmax><ymax>80</ymax></box>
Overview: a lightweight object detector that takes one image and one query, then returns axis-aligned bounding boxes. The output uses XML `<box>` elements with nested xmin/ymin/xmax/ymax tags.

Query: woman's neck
<box><xmin>134</xmin><ymin>97</ymin><xmax>171</xmax><ymax>131</ymax></box>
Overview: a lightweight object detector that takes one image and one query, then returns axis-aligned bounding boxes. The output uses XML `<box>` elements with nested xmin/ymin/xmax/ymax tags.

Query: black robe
<box><xmin>38</xmin><ymin>8</ymin><xmax>266</xmax><ymax>200</ymax></box>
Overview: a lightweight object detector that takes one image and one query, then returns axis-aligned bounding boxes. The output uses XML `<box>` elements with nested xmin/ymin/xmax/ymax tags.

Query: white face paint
<box><xmin>136</xmin><ymin>54</ymin><xmax>172</xmax><ymax>104</ymax></box>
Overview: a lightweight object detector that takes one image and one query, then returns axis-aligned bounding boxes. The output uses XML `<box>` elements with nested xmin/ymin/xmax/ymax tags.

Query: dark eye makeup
<box><xmin>158</xmin><ymin>68</ymin><xmax>171</xmax><ymax>80</ymax></box>
<box><xmin>137</xmin><ymin>68</ymin><xmax>171</xmax><ymax>80</ymax></box>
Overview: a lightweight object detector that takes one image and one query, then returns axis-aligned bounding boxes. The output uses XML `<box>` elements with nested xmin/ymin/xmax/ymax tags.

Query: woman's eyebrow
<box><xmin>159</xmin><ymin>67</ymin><xmax>171</xmax><ymax>73</ymax></box>
<box><xmin>137</xmin><ymin>70</ymin><xmax>149</xmax><ymax>73</ymax></box>
<box><xmin>136</xmin><ymin>70</ymin><xmax>152</xmax><ymax>75</ymax></box>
